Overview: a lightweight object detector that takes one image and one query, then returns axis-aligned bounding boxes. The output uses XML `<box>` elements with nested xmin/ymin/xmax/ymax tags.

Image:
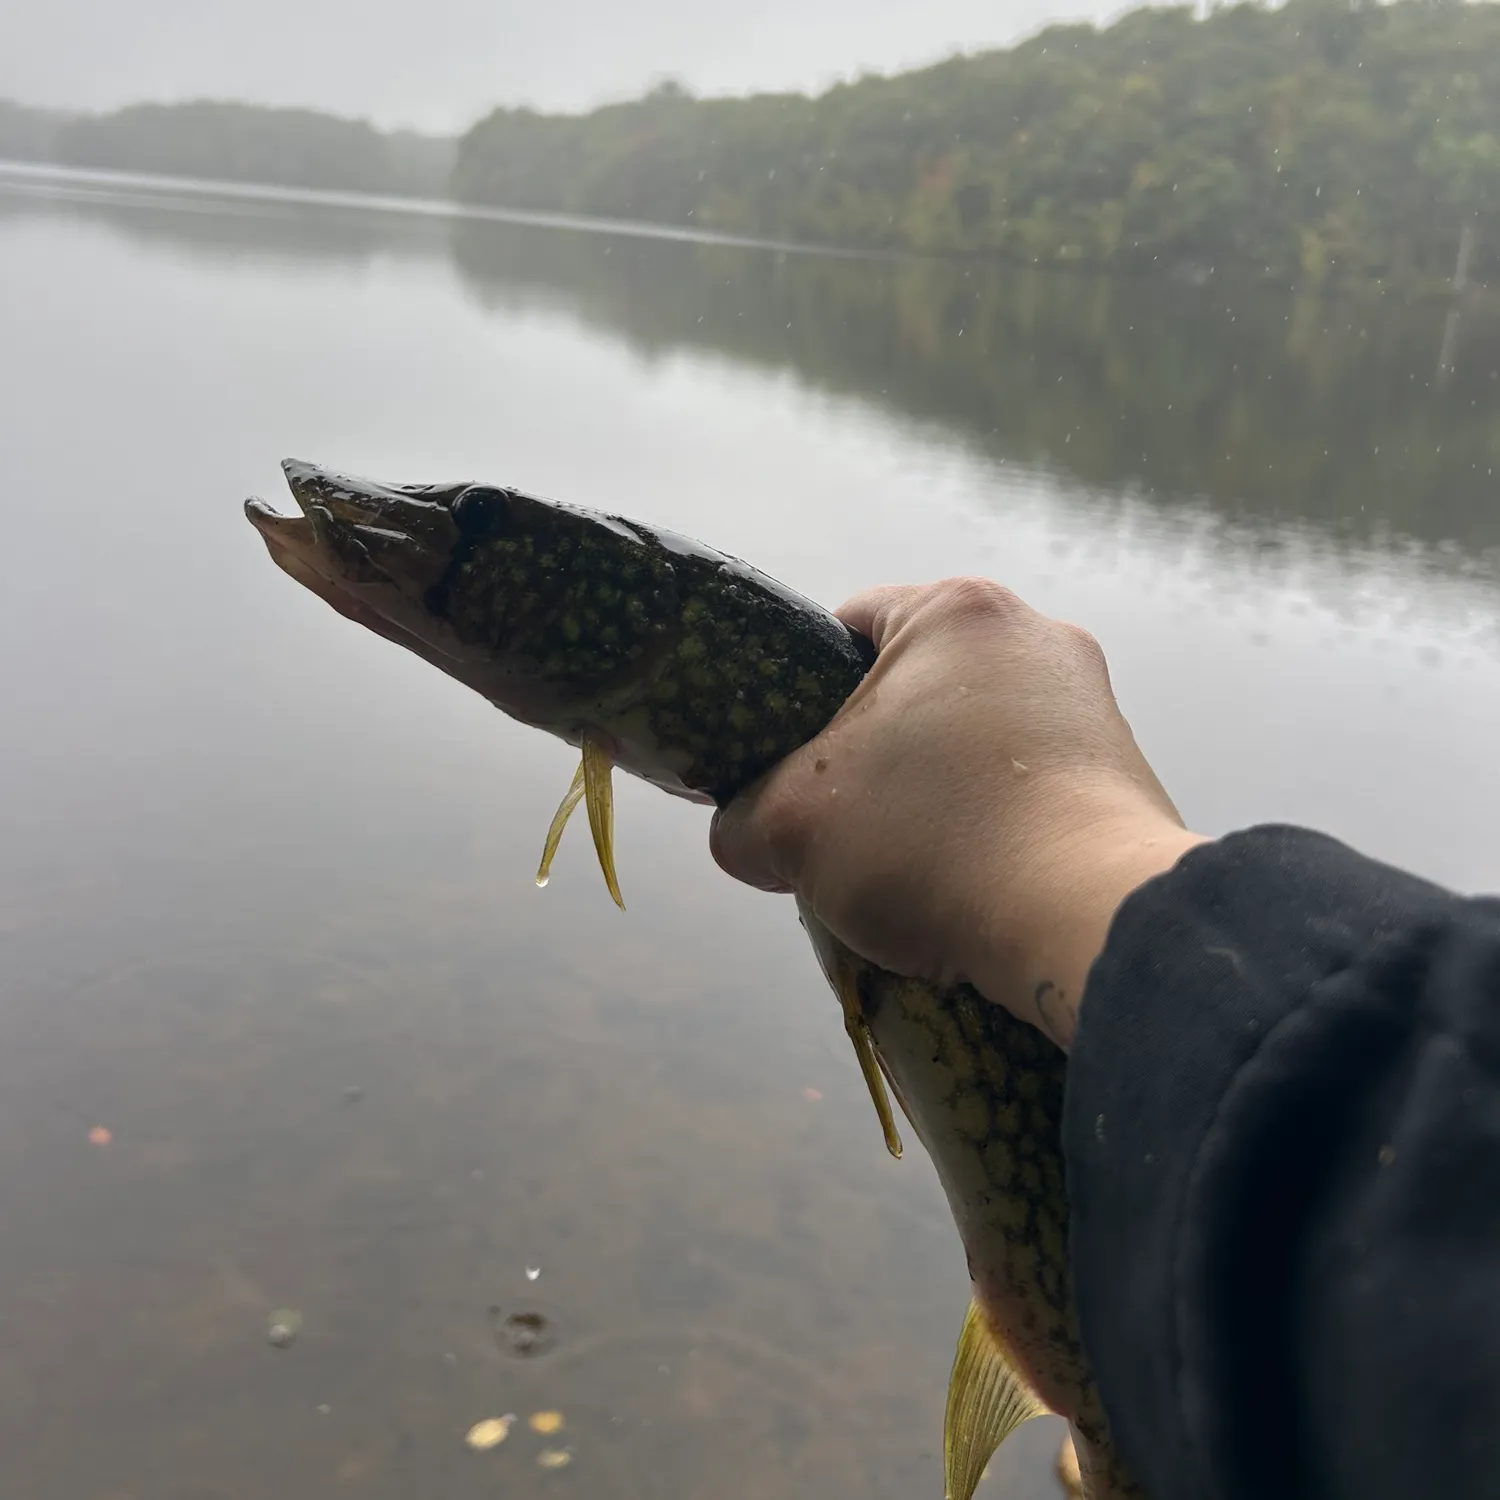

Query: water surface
<box><xmin>2</xmin><ymin>163</ymin><xmax>1498</xmax><ymax>1500</ymax></box>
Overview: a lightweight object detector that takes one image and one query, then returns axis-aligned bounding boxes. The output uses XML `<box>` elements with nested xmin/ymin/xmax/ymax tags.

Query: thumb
<box><xmin>834</xmin><ymin>582</ymin><xmax>930</xmax><ymax>651</ymax></box>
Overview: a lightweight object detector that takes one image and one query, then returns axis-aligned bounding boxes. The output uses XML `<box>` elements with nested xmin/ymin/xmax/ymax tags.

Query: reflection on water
<box><xmin>448</xmin><ymin>225</ymin><xmax>1500</xmax><ymax>561</ymax></box>
<box><xmin>1</xmin><ymin>163</ymin><xmax>1498</xmax><ymax>1500</ymax></box>
<box><xmin>7</xmin><ymin>162</ymin><xmax>1498</xmax><ymax>559</ymax></box>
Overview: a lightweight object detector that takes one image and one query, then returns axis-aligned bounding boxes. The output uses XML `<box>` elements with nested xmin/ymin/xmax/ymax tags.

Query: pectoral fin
<box><xmin>581</xmin><ymin>731</ymin><xmax>625</xmax><ymax>910</ymax></box>
<box><xmin>944</xmin><ymin>1297</ymin><xmax>1046</xmax><ymax>1500</ymax></box>
<box><xmin>536</xmin><ymin>762</ymin><xmax>587</xmax><ymax>889</ymax></box>
<box><xmin>533</xmin><ymin>732</ymin><xmax>623</xmax><ymax>910</ymax></box>
<box><xmin>828</xmin><ymin>949</ymin><xmax>902</xmax><ymax>1159</ymax></box>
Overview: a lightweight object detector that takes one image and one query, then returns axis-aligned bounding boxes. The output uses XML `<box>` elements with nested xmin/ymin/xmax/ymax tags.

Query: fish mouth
<box><xmin>246</xmin><ymin>457</ymin><xmax>453</xmax><ymax>565</ymax></box>
<box><xmin>250</xmin><ymin>457</ymin><xmax>441</xmax><ymax>530</ymax></box>
<box><xmin>245</xmin><ymin>457</ymin><xmax>464</xmax><ymax>650</ymax></box>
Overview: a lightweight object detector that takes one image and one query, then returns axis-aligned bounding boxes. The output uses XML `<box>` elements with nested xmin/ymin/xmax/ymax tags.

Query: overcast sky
<box><xmin>1</xmin><ymin>0</ymin><xmax>1127</xmax><ymax>134</ymax></box>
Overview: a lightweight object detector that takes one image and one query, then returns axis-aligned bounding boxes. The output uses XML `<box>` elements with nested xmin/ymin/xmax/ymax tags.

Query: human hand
<box><xmin>710</xmin><ymin>579</ymin><xmax>1207</xmax><ymax>1047</ymax></box>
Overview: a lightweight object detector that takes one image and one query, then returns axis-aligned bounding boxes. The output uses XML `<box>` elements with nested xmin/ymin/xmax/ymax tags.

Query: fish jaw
<box><xmin>246</xmin><ymin>460</ymin><xmax>544</xmax><ymax>709</ymax></box>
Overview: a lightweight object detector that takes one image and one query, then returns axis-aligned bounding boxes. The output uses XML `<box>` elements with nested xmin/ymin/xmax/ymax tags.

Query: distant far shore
<box><xmin>5</xmin><ymin>2</ymin><xmax>1497</xmax><ymax>294</ymax></box>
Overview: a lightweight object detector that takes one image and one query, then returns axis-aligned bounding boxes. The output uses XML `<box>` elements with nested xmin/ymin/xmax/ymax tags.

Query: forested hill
<box><xmin>4</xmin><ymin>1</ymin><xmax>1497</xmax><ymax>288</ymax></box>
<box><xmin>0</xmin><ymin>100</ymin><xmax>454</xmax><ymax>199</ymax></box>
<box><xmin>453</xmin><ymin>0</ymin><xmax>1500</xmax><ymax>286</ymax></box>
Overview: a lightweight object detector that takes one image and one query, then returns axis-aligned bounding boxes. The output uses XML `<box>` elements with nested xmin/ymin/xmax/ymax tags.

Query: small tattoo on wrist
<box><xmin>1033</xmin><ymin>980</ymin><xmax>1071</xmax><ymax>1049</ymax></box>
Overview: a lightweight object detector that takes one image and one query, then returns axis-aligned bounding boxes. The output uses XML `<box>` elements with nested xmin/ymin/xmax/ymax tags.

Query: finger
<box><xmin>834</xmin><ymin>583</ymin><xmax>931</xmax><ymax>650</ymax></box>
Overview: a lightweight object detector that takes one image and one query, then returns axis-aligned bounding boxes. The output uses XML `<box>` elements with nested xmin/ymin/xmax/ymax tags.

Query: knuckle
<box><xmin>1060</xmin><ymin>621</ymin><xmax>1109</xmax><ymax>674</ymax></box>
<box><xmin>1062</xmin><ymin>620</ymin><xmax>1104</xmax><ymax>657</ymax></box>
<box><xmin>935</xmin><ymin>575</ymin><xmax>1021</xmax><ymax>624</ymax></box>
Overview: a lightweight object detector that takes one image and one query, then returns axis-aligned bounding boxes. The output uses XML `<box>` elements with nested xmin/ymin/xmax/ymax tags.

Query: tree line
<box><xmin>453</xmin><ymin>0</ymin><xmax>1500</xmax><ymax>286</ymax></box>
<box><xmin>4</xmin><ymin>0</ymin><xmax>1499</xmax><ymax>287</ymax></box>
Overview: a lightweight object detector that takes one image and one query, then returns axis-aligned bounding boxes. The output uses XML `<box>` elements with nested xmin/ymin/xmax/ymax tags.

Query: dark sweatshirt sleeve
<box><xmin>1062</xmin><ymin>824</ymin><xmax>1500</xmax><ymax>1500</ymax></box>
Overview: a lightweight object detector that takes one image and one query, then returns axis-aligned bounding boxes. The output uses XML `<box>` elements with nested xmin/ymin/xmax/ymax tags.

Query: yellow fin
<box><xmin>849</xmin><ymin>1018</ymin><xmax>902</xmax><ymax>1159</ymax></box>
<box><xmin>874</xmin><ymin>1043</ymin><xmax>918</xmax><ymax>1135</ymax></box>
<box><xmin>944</xmin><ymin>1297</ymin><xmax>1047</xmax><ymax>1500</ymax></box>
<box><xmin>581</xmin><ymin>732</ymin><xmax>625</xmax><ymax>910</ymax></box>
<box><xmin>829</xmin><ymin>950</ymin><xmax>902</xmax><ymax>1158</ymax></box>
<box><xmin>536</xmin><ymin>761</ymin><xmax>587</xmax><ymax>888</ymax></box>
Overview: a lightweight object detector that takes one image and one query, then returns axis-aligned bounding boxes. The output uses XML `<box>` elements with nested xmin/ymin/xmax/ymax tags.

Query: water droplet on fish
<box><xmin>525</xmin><ymin>1265</ymin><xmax>541</xmax><ymax>1281</ymax></box>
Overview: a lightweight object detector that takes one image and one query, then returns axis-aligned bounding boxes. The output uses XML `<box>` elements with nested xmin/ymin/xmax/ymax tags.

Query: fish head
<box><xmin>246</xmin><ymin>460</ymin><xmax>872</xmax><ymax>805</ymax></box>
<box><xmin>248</xmin><ymin>460</ymin><xmax>678</xmax><ymax>750</ymax></box>
<box><xmin>248</xmin><ymin>460</ymin><xmax>460</xmax><ymax>645</ymax></box>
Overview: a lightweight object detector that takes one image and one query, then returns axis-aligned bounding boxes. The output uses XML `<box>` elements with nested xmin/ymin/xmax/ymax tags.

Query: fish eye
<box><xmin>452</xmin><ymin>485</ymin><xmax>513</xmax><ymax>538</ymax></box>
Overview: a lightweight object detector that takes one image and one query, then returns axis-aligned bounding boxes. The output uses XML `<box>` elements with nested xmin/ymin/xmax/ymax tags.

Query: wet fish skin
<box><xmin>428</xmin><ymin>479</ymin><xmax>876</xmax><ymax>803</ymax></box>
<box><xmin>245</xmin><ymin>460</ymin><xmax>873</xmax><ymax>808</ymax></box>
<box><xmin>803</xmin><ymin>919</ymin><xmax>1145</xmax><ymax>1499</ymax></box>
<box><xmin>244</xmin><ymin>459</ymin><xmax>1143</xmax><ymax>1500</ymax></box>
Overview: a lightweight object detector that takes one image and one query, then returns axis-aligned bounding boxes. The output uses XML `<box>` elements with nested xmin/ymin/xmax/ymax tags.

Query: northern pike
<box><xmin>245</xmin><ymin>460</ymin><xmax>1143</xmax><ymax>1500</ymax></box>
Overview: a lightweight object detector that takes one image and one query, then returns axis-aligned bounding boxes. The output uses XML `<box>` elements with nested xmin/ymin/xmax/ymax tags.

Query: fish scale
<box><xmin>244</xmin><ymin>458</ymin><xmax>1146</xmax><ymax>1500</ymax></box>
<box><xmin>810</xmin><ymin>937</ymin><xmax>1147</xmax><ymax>1499</ymax></box>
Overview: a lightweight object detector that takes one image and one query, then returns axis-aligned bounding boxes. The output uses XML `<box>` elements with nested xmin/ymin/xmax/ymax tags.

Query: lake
<box><xmin>1</xmin><ymin>161</ymin><xmax>1498</xmax><ymax>1500</ymax></box>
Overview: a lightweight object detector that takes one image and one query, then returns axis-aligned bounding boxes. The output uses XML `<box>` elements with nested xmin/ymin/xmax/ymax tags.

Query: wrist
<box><xmin>972</xmin><ymin>798</ymin><xmax>1208</xmax><ymax>1048</ymax></box>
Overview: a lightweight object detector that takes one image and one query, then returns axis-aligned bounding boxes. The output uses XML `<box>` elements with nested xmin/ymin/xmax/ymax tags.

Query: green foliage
<box><xmin>454</xmin><ymin>0</ymin><xmax>1500</xmax><ymax>284</ymax></box>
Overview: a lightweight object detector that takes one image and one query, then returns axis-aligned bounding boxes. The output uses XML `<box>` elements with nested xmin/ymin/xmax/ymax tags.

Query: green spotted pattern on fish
<box><xmin>244</xmin><ymin>460</ymin><xmax>1146</xmax><ymax>1500</ymax></box>
<box><xmin>831</xmin><ymin>958</ymin><xmax>1145</xmax><ymax>1500</ymax></box>
<box><xmin>429</xmin><ymin>486</ymin><xmax>869</xmax><ymax>800</ymax></box>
